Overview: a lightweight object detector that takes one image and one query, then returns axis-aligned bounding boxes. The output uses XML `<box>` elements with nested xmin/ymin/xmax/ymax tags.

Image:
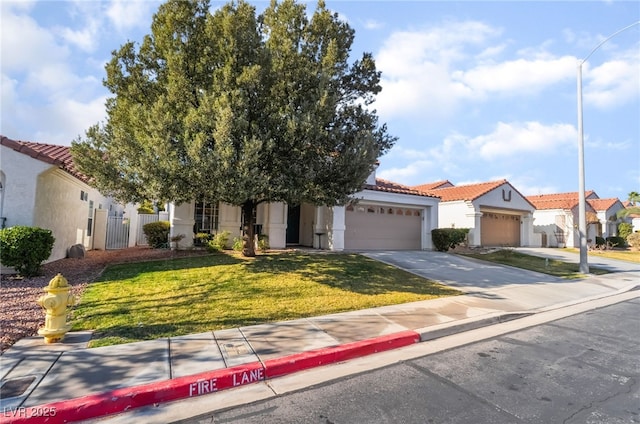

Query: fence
<box><xmin>106</xmin><ymin>217</ymin><xmax>130</xmax><ymax>249</ymax></box>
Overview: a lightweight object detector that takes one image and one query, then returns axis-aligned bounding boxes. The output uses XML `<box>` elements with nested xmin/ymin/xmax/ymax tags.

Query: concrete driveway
<box><xmin>362</xmin><ymin>250</ymin><xmax>564</xmax><ymax>293</ymax></box>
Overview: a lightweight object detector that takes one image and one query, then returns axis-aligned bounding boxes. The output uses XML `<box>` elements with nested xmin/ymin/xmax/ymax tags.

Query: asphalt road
<box><xmin>182</xmin><ymin>297</ymin><xmax>640</xmax><ymax>424</ymax></box>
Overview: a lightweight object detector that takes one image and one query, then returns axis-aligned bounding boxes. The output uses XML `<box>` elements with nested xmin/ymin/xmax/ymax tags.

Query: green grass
<box><xmin>565</xmin><ymin>248</ymin><xmax>640</xmax><ymax>263</ymax></box>
<box><xmin>459</xmin><ymin>250</ymin><xmax>610</xmax><ymax>278</ymax></box>
<box><xmin>72</xmin><ymin>252</ymin><xmax>460</xmax><ymax>347</ymax></box>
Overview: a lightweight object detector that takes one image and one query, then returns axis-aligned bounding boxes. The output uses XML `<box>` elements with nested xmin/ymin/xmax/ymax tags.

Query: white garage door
<box><xmin>345</xmin><ymin>204</ymin><xmax>422</xmax><ymax>250</ymax></box>
<box><xmin>481</xmin><ymin>212</ymin><xmax>521</xmax><ymax>246</ymax></box>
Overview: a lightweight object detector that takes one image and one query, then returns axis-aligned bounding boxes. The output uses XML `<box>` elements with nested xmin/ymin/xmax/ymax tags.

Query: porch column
<box><xmin>169</xmin><ymin>202</ymin><xmax>195</xmax><ymax>249</ymax></box>
<box><xmin>466</xmin><ymin>212</ymin><xmax>483</xmax><ymax>246</ymax></box>
<box><xmin>314</xmin><ymin>206</ymin><xmax>325</xmax><ymax>249</ymax></box>
<box><xmin>264</xmin><ymin>202</ymin><xmax>287</xmax><ymax>249</ymax></box>
<box><xmin>521</xmin><ymin>213</ymin><xmax>533</xmax><ymax>247</ymax></box>
<box><xmin>329</xmin><ymin>206</ymin><xmax>345</xmax><ymax>251</ymax></box>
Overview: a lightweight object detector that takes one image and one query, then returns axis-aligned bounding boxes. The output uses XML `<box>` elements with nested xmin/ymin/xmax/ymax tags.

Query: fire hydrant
<box><xmin>37</xmin><ymin>273</ymin><xmax>76</xmax><ymax>344</ymax></box>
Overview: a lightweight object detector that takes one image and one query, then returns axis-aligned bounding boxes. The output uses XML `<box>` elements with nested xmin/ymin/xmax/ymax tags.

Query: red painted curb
<box><xmin>264</xmin><ymin>330</ymin><xmax>421</xmax><ymax>379</ymax></box>
<box><xmin>0</xmin><ymin>362</ymin><xmax>264</xmax><ymax>424</ymax></box>
<box><xmin>0</xmin><ymin>330</ymin><xmax>420</xmax><ymax>424</ymax></box>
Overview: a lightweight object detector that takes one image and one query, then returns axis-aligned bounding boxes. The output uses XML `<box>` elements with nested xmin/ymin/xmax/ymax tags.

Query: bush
<box><xmin>618</xmin><ymin>222</ymin><xmax>633</xmax><ymax>240</ymax></box>
<box><xmin>194</xmin><ymin>232</ymin><xmax>212</xmax><ymax>247</ymax></box>
<box><xmin>232</xmin><ymin>237</ymin><xmax>244</xmax><ymax>252</ymax></box>
<box><xmin>605</xmin><ymin>236</ymin><xmax>626</xmax><ymax>248</ymax></box>
<box><xmin>595</xmin><ymin>236</ymin><xmax>605</xmax><ymax>248</ymax></box>
<box><xmin>257</xmin><ymin>234</ymin><xmax>270</xmax><ymax>252</ymax></box>
<box><xmin>627</xmin><ymin>232</ymin><xmax>640</xmax><ymax>249</ymax></box>
<box><xmin>431</xmin><ymin>228</ymin><xmax>470</xmax><ymax>252</ymax></box>
<box><xmin>143</xmin><ymin>221</ymin><xmax>170</xmax><ymax>248</ymax></box>
<box><xmin>207</xmin><ymin>231</ymin><xmax>230</xmax><ymax>252</ymax></box>
<box><xmin>0</xmin><ymin>226</ymin><xmax>55</xmax><ymax>277</ymax></box>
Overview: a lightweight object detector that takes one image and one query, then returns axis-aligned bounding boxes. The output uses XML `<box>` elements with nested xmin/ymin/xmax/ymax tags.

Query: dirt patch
<box><xmin>0</xmin><ymin>247</ymin><xmax>210</xmax><ymax>353</ymax></box>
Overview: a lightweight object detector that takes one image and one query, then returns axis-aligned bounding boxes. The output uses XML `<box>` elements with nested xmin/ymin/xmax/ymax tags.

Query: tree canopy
<box><xmin>71</xmin><ymin>0</ymin><xmax>395</xmax><ymax>256</ymax></box>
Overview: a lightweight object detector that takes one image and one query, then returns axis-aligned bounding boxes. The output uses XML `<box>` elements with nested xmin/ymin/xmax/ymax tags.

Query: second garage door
<box><xmin>345</xmin><ymin>204</ymin><xmax>422</xmax><ymax>250</ymax></box>
<box><xmin>481</xmin><ymin>211</ymin><xmax>521</xmax><ymax>246</ymax></box>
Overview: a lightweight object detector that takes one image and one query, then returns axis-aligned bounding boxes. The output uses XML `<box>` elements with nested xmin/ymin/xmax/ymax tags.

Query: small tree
<box><xmin>0</xmin><ymin>226</ymin><xmax>55</xmax><ymax>277</ymax></box>
<box><xmin>618</xmin><ymin>222</ymin><xmax>633</xmax><ymax>240</ymax></box>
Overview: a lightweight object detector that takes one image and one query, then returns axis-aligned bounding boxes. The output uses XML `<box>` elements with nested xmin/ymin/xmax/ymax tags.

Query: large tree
<box><xmin>71</xmin><ymin>0</ymin><xmax>395</xmax><ymax>256</ymax></box>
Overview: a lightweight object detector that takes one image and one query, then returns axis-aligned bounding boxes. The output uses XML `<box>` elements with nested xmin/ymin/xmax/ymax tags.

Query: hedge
<box><xmin>143</xmin><ymin>221</ymin><xmax>170</xmax><ymax>248</ymax></box>
<box><xmin>431</xmin><ymin>228</ymin><xmax>470</xmax><ymax>252</ymax></box>
<box><xmin>0</xmin><ymin>226</ymin><xmax>55</xmax><ymax>277</ymax></box>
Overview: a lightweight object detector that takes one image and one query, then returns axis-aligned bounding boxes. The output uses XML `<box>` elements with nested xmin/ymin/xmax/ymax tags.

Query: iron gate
<box><xmin>106</xmin><ymin>217</ymin><xmax>130</xmax><ymax>249</ymax></box>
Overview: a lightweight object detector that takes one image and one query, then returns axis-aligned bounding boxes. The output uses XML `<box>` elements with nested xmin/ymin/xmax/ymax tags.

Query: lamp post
<box><xmin>576</xmin><ymin>21</ymin><xmax>640</xmax><ymax>274</ymax></box>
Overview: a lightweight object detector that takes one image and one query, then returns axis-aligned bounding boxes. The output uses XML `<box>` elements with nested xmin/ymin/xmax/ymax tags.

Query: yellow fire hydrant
<box><xmin>37</xmin><ymin>273</ymin><xmax>76</xmax><ymax>344</ymax></box>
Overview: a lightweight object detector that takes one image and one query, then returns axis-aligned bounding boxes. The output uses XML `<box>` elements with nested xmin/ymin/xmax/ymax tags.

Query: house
<box><xmin>0</xmin><ymin>136</ymin><xmax>130</xmax><ymax>262</ymax></box>
<box><xmin>525</xmin><ymin>191</ymin><xmax>601</xmax><ymax>248</ymax></box>
<box><xmin>168</xmin><ymin>165</ymin><xmax>441</xmax><ymax>251</ymax></box>
<box><xmin>413</xmin><ymin>179</ymin><xmax>537</xmax><ymax>247</ymax></box>
<box><xmin>586</xmin><ymin>197</ymin><xmax>626</xmax><ymax>239</ymax></box>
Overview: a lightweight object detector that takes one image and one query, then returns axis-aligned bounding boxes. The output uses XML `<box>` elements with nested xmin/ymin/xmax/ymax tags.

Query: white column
<box><xmin>466</xmin><ymin>212</ymin><xmax>483</xmax><ymax>246</ymax></box>
<box><xmin>169</xmin><ymin>202</ymin><xmax>195</xmax><ymax>249</ymax></box>
<box><xmin>314</xmin><ymin>206</ymin><xmax>325</xmax><ymax>249</ymax></box>
<box><xmin>329</xmin><ymin>206</ymin><xmax>345</xmax><ymax>251</ymax></box>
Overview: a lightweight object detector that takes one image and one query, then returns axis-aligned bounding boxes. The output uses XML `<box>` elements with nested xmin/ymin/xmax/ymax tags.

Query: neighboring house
<box><xmin>526</xmin><ymin>191</ymin><xmax>600</xmax><ymax>248</ymax></box>
<box><xmin>586</xmin><ymin>198</ymin><xmax>626</xmax><ymax>239</ymax></box>
<box><xmin>413</xmin><ymin>179</ymin><xmax>537</xmax><ymax>247</ymax></box>
<box><xmin>0</xmin><ymin>136</ymin><xmax>128</xmax><ymax>262</ymax></box>
<box><xmin>168</xmin><ymin>165</ymin><xmax>441</xmax><ymax>251</ymax></box>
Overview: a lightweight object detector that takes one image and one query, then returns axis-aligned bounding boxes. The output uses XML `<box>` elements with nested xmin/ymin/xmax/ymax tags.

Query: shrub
<box><xmin>431</xmin><ymin>228</ymin><xmax>470</xmax><ymax>252</ymax></box>
<box><xmin>232</xmin><ymin>237</ymin><xmax>244</xmax><ymax>252</ymax></box>
<box><xmin>595</xmin><ymin>236</ymin><xmax>605</xmax><ymax>248</ymax></box>
<box><xmin>194</xmin><ymin>232</ymin><xmax>212</xmax><ymax>247</ymax></box>
<box><xmin>143</xmin><ymin>221</ymin><xmax>170</xmax><ymax>248</ymax></box>
<box><xmin>627</xmin><ymin>232</ymin><xmax>640</xmax><ymax>249</ymax></box>
<box><xmin>207</xmin><ymin>231</ymin><xmax>230</xmax><ymax>252</ymax></box>
<box><xmin>605</xmin><ymin>236</ymin><xmax>626</xmax><ymax>248</ymax></box>
<box><xmin>257</xmin><ymin>234</ymin><xmax>270</xmax><ymax>252</ymax></box>
<box><xmin>0</xmin><ymin>226</ymin><xmax>55</xmax><ymax>277</ymax></box>
<box><xmin>618</xmin><ymin>222</ymin><xmax>633</xmax><ymax>240</ymax></box>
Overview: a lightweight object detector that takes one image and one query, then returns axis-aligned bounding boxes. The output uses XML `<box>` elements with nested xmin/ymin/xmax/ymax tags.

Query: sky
<box><xmin>1</xmin><ymin>1</ymin><xmax>639</xmax><ymax>201</ymax></box>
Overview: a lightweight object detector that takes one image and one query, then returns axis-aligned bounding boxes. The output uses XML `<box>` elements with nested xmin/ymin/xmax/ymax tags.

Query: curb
<box><xmin>0</xmin><ymin>331</ymin><xmax>420</xmax><ymax>424</ymax></box>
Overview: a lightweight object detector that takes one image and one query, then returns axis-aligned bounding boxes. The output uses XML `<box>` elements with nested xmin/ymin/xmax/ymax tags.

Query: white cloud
<box><xmin>362</xmin><ymin>19</ymin><xmax>384</xmax><ymax>30</ymax></box>
<box><xmin>106</xmin><ymin>0</ymin><xmax>156</xmax><ymax>32</ymax></box>
<box><xmin>0</xmin><ymin>6</ymin><xmax>69</xmax><ymax>72</ymax></box>
<box><xmin>467</xmin><ymin>121</ymin><xmax>577</xmax><ymax>160</ymax></box>
<box><xmin>453</xmin><ymin>56</ymin><xmax>576</xmax><ymax>98</ymax></box>
<box><xmin>584</xmin><ymin>53</ymin><xmax>640</xmax><ymax>108</ymax></box>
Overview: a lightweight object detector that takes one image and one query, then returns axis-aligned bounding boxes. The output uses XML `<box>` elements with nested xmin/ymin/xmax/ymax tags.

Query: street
<box><xmin>181</xmin><ymin>297</ymin><xmax>639</xmax><ymax>424</ymax></box>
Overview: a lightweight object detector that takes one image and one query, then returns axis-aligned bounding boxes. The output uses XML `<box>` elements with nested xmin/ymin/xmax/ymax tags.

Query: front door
<box><xmin>286</xmin><ymin>205</ymin><xmax>301</xmax><ymax>244</ymax></box>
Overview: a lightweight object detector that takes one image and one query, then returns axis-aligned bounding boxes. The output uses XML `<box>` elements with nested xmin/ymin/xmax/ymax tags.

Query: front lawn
<box><xmin>459</xmin><ymin>249</ymin><xmax>610</xmax><ymax>278</ymax></box>
<box><xmin>73</xmin><ymin>252</ymin><xmax>460</xmax><ymax>347</ymax></box>
<box><xmin>568</xmin><ymin>248</ymin><xmax>640</xmax><ymax>263</ymax></box>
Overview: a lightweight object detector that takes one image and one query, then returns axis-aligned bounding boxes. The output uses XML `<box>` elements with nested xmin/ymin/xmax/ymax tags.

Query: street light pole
<box><xmin>576</xmin><ymin>21</ymin><xmax>640</xmax><ymax>274</ymax></box>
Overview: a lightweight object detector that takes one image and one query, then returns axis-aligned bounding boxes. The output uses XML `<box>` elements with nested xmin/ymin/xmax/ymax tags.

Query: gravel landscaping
<box><xmin>0</xmin><ymin>247</ymin><xmax>210</xmax><ymax>352</ymax></box>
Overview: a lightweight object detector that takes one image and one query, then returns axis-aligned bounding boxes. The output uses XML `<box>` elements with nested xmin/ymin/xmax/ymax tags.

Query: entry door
<box><xmin>286</xmin><ymin>205</ymin><xmax>301</xmax><ymax>244</ymax></box>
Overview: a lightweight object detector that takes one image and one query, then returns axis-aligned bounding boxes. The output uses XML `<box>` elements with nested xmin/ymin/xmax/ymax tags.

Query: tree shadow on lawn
<box><xmin>245</xmin><ymin>252</ymin><xmax>461</xmax><ymax>297</ymax></box>
<box><xmin>96</xmin><ymin>253</ymin><xmax>244</xmax><ymax>281</ymax></box>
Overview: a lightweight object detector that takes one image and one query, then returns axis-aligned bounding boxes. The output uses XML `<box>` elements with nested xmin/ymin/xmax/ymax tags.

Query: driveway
<box><xmin>515</xmin><ymin>247</ymin><xmax>640</xmax><ymax>273</ymax></box>
<box><xmin>362</xmin><ymin>250</ymin><xmax>564</xmax><ymax>293</ymax></box>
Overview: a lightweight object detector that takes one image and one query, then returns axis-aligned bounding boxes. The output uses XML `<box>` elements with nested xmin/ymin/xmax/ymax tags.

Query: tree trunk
<box><xmin>241</xmin><ymin>200</ymin><xmax>256</xmax><ymax>257</ymax></box>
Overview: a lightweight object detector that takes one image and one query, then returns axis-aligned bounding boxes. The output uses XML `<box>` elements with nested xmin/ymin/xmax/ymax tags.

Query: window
<box><xmin>194</xmin><ymin>201</ymin><xmax>219</xmax><ymax>233</ymax></box>
<box><xmin>87</xmin><ymin>201</ymin><xmax>94</xmax><ymax>236</ymax></box>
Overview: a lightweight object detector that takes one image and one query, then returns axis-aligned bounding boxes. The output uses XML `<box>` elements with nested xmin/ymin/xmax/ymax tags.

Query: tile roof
<box><xmin>416</xmin><ymin>179</ymin><xmax>510</xmax><ymax>202</ymax></box>
<box><xmin>526</xmin><ymin>191</ymin><xmax>597</xmax><ymax>211</ymax></box>
<box><xmin>364</xmin><ymin>178</ymin><xmax>439</xmax><ymax>198</ymax></box>
<box><xmin>1</xmin><ymin>136</ymin><xmax>89</xmax><ymax>183</ymax></box>
<box><xmin>587</xmin><ymin>198</ymin><xmax>622</xmax><ymax>212</ymax></box>
<box><xmin>412</xmin><ymin>180</ymin><xmax>453</xmax><ymax>191</ymax></box>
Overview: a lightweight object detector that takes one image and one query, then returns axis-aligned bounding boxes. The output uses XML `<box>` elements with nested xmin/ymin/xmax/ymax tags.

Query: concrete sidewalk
<box><xmin>1</xmin><ymin>251</ymin><xmax>638</xmax><ymax>423</ymax></box>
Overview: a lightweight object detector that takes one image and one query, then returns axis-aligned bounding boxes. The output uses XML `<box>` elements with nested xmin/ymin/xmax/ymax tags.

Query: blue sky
<box><xmin>2</xmin><ymin>1</ymin><xmax>639</xmax><ymax>201</ymax></box>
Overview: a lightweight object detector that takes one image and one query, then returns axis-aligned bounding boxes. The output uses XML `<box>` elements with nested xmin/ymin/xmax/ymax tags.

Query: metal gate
<box><xmin>137</xmin><ymin>214</ymin><xmax>160</xmax><ymax>245</ymax></box>
<box><xmin>106</xmin><ymin>217</ymin><xmax>130</xmax><ymax>249</ymax></box>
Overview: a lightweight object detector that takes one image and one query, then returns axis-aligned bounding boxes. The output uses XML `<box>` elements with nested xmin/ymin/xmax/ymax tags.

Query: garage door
<box><xmin>481</xmin><ymin>212</ymin><xmax>520</xmax><ymax>246</ymax></box>
<box><xmin>345</xmin><ymin>204</ymin><xmax>422</xmax><ymax>250</ymax></box>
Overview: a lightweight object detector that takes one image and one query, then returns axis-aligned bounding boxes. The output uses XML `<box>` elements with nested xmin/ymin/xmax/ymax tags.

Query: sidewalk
<box><xmin>1</xmin><ymin>251</ymin><xmax>638</xmax><ymax>423</ymax></box>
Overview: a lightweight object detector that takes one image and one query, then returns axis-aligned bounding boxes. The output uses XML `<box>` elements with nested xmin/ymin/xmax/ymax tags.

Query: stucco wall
<box><xmin>34</xmin><ymin>168</ymin><xmax>122</xmax><ymax>261</ymax></box>
<box><xmin>0</xmin><ymin>145</ymin><xmax>50</xmax><ymax>228</ymax></box>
